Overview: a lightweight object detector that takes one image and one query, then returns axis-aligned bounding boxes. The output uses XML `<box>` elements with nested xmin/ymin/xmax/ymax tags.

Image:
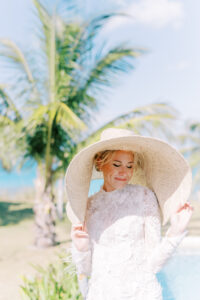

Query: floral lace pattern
<box><xmin>71</xmin><ymin>184</ymin><xmax>187</xmax><ymax>300</ymax></box>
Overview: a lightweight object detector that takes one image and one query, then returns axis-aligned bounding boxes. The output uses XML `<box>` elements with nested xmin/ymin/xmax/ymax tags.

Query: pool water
<box><xmin>89</xmin><ymin>180</ymin><xmax>200</xmax><ymax>300</ymax></box>
<box><xmin>158</xmin><ymin>254</ymin><xmax>200</xmax><ymax>300</ymax></box>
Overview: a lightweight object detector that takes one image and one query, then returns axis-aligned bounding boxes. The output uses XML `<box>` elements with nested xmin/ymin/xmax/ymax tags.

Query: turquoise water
<box><xmin>158</xmin><ymin>255</ymin><xmax>200</xmax><ymax>300</ymax></box>
<box><xmin>0</xmin><ymin>163</ymin><xmax>36</xmax><ymax>189</ymax></box>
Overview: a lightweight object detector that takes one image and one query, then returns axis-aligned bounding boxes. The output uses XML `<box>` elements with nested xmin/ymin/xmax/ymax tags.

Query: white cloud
<box><xmin>131</xmin><ymin>0</ymin><xmax>184</xmax><ymax>28</ymax></box>
<box><xmin>104</xmin><ymin>0</ymin><xmax>184</xmax><ymax>31</ymax></box>
<box><xmin>168</xmin><ymin>60</ymin><xmax>191</xmax><ymax>71</ymax></box>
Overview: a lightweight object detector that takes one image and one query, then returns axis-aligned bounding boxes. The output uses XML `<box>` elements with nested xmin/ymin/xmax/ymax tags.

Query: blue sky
<box><xmin>0</xmin><ymin>0</ymin><xmax>199</xmax><ymax>188</ymax></box>
<box><xmin>84</xmin><ymin>0</ymin><xmax>200</xmax><ymax>127</ymax></box>
<box><xmin>0</xmin><ymin>0</ymin><xmax>199</xmax><ymax>125</ymax></box>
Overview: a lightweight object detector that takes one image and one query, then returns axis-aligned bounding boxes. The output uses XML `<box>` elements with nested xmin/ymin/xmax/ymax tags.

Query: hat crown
<box><xmin>100</xmin><ymin>128</ymin><xmax>134</xmax><ymax>141</ymax></box>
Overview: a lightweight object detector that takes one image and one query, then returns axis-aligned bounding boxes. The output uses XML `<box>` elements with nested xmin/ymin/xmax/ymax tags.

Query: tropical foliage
<box><xmin>0</xmin><ymin>0</ymin><xmax>145</xmax><ymax>247</ymax></box>
<box><xmin>20</xmin><ymin>252</ymin><xmax>82</xmax><ymax>300</ymax></box>
<box><xmin>180</xmin><ymin>122</ymin><xmax>200</xmax><ymax>197</ymax></box>
<box><xmin>78</xmin><ymin>103</ymin><xmax>177</xmax><ymax>151</ymax></box>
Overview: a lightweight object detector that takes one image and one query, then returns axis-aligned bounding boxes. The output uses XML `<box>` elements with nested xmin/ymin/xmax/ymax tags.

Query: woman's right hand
<box><xmin>71</xmin><ymin>223</ymin><xmax>90</xmax><ymax>252</ymax></box>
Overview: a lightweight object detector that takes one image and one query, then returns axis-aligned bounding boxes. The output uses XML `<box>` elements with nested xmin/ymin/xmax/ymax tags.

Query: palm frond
<box><xmin>76</xmin><ymin>103</ymin><xmax>176</xmax><ymax>150</ymax></box>
<box><xmin>0</xmin><ymin>39</ymin><xmax>34</xmax><ymax>83</ymax></box>
<box><xmin>192</xmin><ymin>169</ymin><xmax>200</xmax><ymax>190</ymax></box>
<box><xmin>32</xmin><ymin>0</ymin><xmax>51</xmax><ymax>41</ymax></box>
<box><xmin>178</xmin><ymin>121</ymin><xmax>200</xmax><ymax>194</ymax></box>
<box><xmin>26</xmin><ymin>101</ymin><xmax>86</xmax><ymax>136</ymax></box>
<box><xmin>0</xmin><ymin>86</ymin><xmax>22</xmax><ymax>121</ymax></box>
<box><xmin>84</xmin><ymin>47</ymin><xmax>145</xmax><ymax>91</ymax></box>
<box><xmin>0</xmin><ymin>118</ymin><xmax>25</xmax><ymax>170</ymax></box>
<box><xmin>189</xmin><ymin>151</ymin><xmax>200</xmax><ymax>168</ymax></box>
<box><xmin>0</xmin><ymin>115</ymin><xmax>15</xmax><ymax>126</ymax></box>
<box><xmin>85</xmin><ymin>13</ymin><xmax>131</xmax><ymax>46</ymax></box>
<box><xmin>0</xmin><ymin>0</ymin><xmax>150</xmax><ymax>184</ymax></box>
<box><xmin>190</xmin><ymin>122</ymin><xmax>200</xmax><ymax>131</ymax></box>
<box><xmin>56</xmin><ymin>102</ymin><xmax>87</xmax><ymax>132</ymax></box>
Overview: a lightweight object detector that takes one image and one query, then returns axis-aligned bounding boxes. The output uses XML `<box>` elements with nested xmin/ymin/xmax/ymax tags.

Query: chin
<box><xmin>114</xmin><ymin>182</ymin><xmax>127</xmax><ymax>189</ymax></box>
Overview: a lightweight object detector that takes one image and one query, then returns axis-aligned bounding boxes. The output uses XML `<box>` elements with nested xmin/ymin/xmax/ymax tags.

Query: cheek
<box><xmin>128</xmin><ymin>169</ymin><xmax>134</xmax><ymax>178</ymax></box>
<box><xmin>102</xmin><ymin>165</ymin><xmax>115</xmax><ymax>178</ymax></box>
<box><xmin>108</xmin><ymin>166</ymin><xmax>117</xmax><ymax>177</ymax></box>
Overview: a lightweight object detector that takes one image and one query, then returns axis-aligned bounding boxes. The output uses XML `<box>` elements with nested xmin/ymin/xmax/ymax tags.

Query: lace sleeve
<box><xmin>144</xmin><ymin>188</ymin><xmax>188</xmax><ymax>274</ymax></box>
<box><xmin>70</xmin><ymin>242</ymin><xmax>92</xmax><ymax>298</ymax></box>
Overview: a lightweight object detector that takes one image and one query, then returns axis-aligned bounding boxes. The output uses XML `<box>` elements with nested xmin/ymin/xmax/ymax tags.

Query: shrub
<box><xmin>20</xmin><ymin>251</ymin><xmax>83</xmax><ymax>300</ymax></box>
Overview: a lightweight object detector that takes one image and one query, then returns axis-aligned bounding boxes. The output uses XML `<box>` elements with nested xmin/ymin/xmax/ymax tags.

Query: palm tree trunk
<box><xmin>57</xmin><ymin>178</ymin><xmax>64</xmax><ymax>220</ymax></box>
<box><xmin>33</xmin><ymin>166</ymin><xmax>57</xmax><ymax>248</ymax></box>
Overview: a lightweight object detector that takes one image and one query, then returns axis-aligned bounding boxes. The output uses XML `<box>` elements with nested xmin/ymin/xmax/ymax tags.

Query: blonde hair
<box><xmin>93</xmin><ymin>150</ymin><xmax>144</xmax><ymax>172</ymax></box>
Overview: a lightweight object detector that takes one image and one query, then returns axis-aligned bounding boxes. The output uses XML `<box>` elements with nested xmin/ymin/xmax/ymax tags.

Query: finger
<box><xmin>177</xmin><ymin>206</ymin><xmax>184</xmax><ymax>213</ymax></box>
<box><xmin>177</xmin><ymin>203</ymin><xmax>191</xmax><ymax>213</ymax></box>
<box><xmin>72</xmin><ymin>223</ymin><xmax>83</xmax><ymax>228</ymax></box>
<box><xmin>83</xmin><ymin>220</ymin><xmax>88</xmax><ymax>232</ymax></box>
<box><xmin>72</xmin><ymin>229</ymin><xmax>87</xmax><ymax>235</ymax></box>
<box><xmin>76</xmin><ymin>234</ymin><xmax>89</xmax><ymax>238</ymax></box>
<box><xmin>71</xmin><ymin>224</ymin><xmax>84</xmax><ymax>230</ymax></box>
<box><xmin>73</xmin><ymin>232</ymin><xmax>89</xmax><ymax>238</ymax></box>
<box><xmin>185</xmin><ymin>205</ymin><xmax>194</xmax><ymax>212</ymax></box>
<box><xmin>177</xmin><ymin>208</ymin><xmax>192</xmax><ymax>216</ymax></box>
<box><xmin>72</xmin><ymin>229</ymin><xmax>88</xmax><ymax>236</ymax></box>
<box><xmin>185</xmin><ymin>202</ymin><xmax>193</xmax><ymax>208</ymax></box>
<box><xmin>71</xmin><ymin>234</ymin><xmax>88</xmax><ymax>241</ymax></box>
<box><xmin>188</xmin><ymin>204</ymin><xmax>194</xmax><ymax>210</ymax></box>
<box><xmin>71</xmin><ymin>227</ymin><xmax>83</xmax><ymax>234</ymax></box>
<box><xmin>185</xmin><ymin>204</ymin><xmax>193</xmax><ymax>209</ymax></box>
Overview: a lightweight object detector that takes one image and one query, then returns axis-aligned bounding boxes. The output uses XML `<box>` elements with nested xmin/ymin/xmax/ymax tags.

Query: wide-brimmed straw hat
<box><xmin>65</xmin><ymin>128</ymin><xmax>192</xmax><ymax>226</ymax></box>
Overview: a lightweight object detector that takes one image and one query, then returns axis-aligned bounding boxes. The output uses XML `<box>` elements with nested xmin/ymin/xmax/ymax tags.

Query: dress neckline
<box><xmin>99</xmin><ymin>184</ymin><xmax>129</xmax><ymax>195</ymax></box>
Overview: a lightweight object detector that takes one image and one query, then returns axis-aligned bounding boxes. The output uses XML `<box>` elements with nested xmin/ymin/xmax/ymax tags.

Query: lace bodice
<box><xmin>70</xmin><ymin>184</ymin><xmax>187</xmax><ymax>300</ymax></box>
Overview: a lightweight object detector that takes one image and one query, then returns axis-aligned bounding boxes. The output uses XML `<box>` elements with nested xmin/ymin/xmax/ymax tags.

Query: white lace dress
<box><xmin>70</xmin><ymin>184</ymin><xmax>187</xmax><ymax>300</ymax></box>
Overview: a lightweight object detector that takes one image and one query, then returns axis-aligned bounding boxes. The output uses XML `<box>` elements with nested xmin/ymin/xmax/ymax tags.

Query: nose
<box><xmin>118</xmin><ymin>166</ymin><xmax>127</xmax><ymax>175</ymax></box>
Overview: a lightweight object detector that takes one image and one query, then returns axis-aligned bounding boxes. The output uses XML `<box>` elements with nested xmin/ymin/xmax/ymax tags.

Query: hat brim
<box><xmin>65</xmin><ymin>135</ymin><xmax>192</xmax><ymax>226</ymax></box>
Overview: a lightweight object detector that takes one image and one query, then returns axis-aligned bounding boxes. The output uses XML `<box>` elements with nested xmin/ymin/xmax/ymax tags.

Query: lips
<box><xmin>115</xmin><ymin>177</ymin><xmax>127</xmax><ymax>181</ymax></box>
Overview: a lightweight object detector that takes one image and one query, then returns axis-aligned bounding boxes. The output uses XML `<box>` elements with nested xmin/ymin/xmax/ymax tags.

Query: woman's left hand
<box><xmin>167</xmin><ymin>202</ymin><xmax>194</xmax><ymax>236</ymax></box>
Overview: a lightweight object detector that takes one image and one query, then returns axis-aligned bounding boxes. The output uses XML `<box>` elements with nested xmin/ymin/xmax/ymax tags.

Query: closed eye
<box><xmin>113</xmin><ymin>164</ymin><xmax>133</xmax><ymax>168</ymax></box>
<box><xmin>113</xmin><ymin>163</ymin><xmax>121</xmax><ymax>167</ymax></box>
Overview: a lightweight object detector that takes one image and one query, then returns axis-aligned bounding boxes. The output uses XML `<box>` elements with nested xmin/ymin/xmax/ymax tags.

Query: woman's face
<box><xmin>101</xmin><ymin>150</ymin><xmax>134</xmax><ymax>192</ymax></box>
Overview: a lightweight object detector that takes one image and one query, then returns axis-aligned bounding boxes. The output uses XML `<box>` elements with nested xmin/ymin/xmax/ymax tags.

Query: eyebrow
<box><xmin>113</xmin><ymin>160</ymin><xmax>134</xmax><ymax>163</ymax></box>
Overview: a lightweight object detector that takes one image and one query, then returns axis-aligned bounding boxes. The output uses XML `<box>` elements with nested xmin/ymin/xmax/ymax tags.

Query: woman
<box><xmin>65</xmin><ymin>128</ymin><xmax>194</xmax><ymax>300</ymax></box>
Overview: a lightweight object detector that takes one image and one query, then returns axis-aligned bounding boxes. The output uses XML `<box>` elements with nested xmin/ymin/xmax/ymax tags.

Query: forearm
<box><xmin>143</xmin><ymin>188</ymin><xmax>189</xmax><ymax>274</ymax></box>
<box><xmin>146</xmin><ymin>229</ymin><xmax>188</xmax><ymax>274</ymax></box>
<box><xmin>70</xmin><ymin>242</ymin><xmax>92</xmax><ymax>298</ymax></box>
<box><xmin>165</xmin><ymin>225</ymin><xmax>188</xmax><ymax>237</ymax></box>
<box><xmin>77</xmin><ymin>274</ymin><xmax>89</xmax><ymax>300</ymax></box>
<box><xmin>71</xmin><ymin>242</ymin><xmax>92</xmax><ymax>275</ymax></box>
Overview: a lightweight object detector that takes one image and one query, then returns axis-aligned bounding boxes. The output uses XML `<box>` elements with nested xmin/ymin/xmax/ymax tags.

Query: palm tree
<box><xmin>0</xmin><ymin>0</ymin><xmax>146</xmax><ymax>247</ymax></box>
<box><xmin>0</xmin><ymin>85</ymin><xmax>24</xmax><ymax>170</ymax></box>
<box><xmin>179</xmin><ymin>122</ymin><xmax>200</xmax><ymax>198</ymax></box>
<box><xmin>77</xmin><ymin>103</ymin><xmax>177</xmax><ymax>150</ymax></box>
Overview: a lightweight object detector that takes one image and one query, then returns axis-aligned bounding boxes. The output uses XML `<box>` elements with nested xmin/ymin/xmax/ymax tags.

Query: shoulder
<box><xmin>122</xmin><ymin>184</ymin><xmax>150</xmax><ymax>201</ymax></box>
<box><xmin>123</xmin><ymin>185</ymin><xmax>159</xmax><ymax>211</ymax></box>
<box><xmin>142</xmin><ymin>187</ymin><xmax>160</xmax><ymax>214</ymax></box>
<box><xmin>87</xmin><ymin>190</ymin><xmax>101</xmax><ymax>209</ymax></box>
<box><xmin>143</xmin><ymin>186</ymin><xmax>157</xmax><ymax>200</ymax></box>
<box><xmin>126</xmin><ymin>184</ymin><xmax>159</xmax><ymax>208</ymax></box>
<box><xmin>124</xmin><ymin>184</ymin><xmax>150</xmax><ymax>195</ymax></box>
<box><xmin>126</xmin><ymin>184</ymin><xmax>157</xmax><ymax>199</ymax></box>
<box><xmin>88</xmin><ymin>189</ymin><xmax>102</xmax><ymax>201</ymax></box>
